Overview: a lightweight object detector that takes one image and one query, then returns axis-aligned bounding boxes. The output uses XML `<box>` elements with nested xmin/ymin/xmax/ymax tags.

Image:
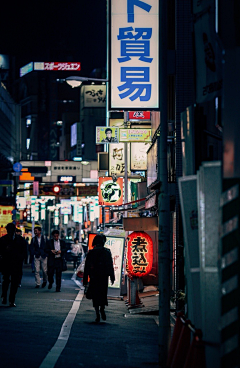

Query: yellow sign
<box><xmin>0</xmin><ymin>206</ymin><xmax>14</xmax><ymax>227</ymax></box>
<box><xmin>119</xmin><ymin>128</ymin><xmax>152</xmax><ymax>142</ymax></box>
<box><xmin>96</xmin><ymin>127</ymin><xmax>119</xmax><ymax>144</ymax></box>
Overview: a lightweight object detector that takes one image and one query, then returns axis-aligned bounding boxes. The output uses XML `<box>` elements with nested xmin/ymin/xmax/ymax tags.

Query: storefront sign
<box><xmin>83</xmin><ymin>85</ymin><xmax>106</xmax><ymax>107</ymax></box>
<box><xmin>110</xmin><ymin>0</ymin><xmax>159</xmax><ymax>109</ymax></box>
<box><xmin>128</xmin><ymin>111</ymin><xmax>151</xmax><ymax>120</ymax></box>
<box><xmin>98</xmin><ymin>177</ymin><xmax>124</xmax><ymax>206</ymax></box>
<box><xmin>120</xmin><ymin>128</ymin><xmax>151</xmax><ymax>142</ymax></box>
<box><xmin>127</xmin><ymin>231</ymin><xmax>153</xmax><ymax>277</ymax></box>
<box><xmin>131</xmin><ymin>142</ymin><xmax>150</xmax><ymax>170</ymax></box>
<box><xmin>0</xmin><ymin>206</ymin><xmax>14</xmax><ymax>227</ymax></box>
<box><xmin>109</xmin><ymin>143</ymin><xmax>131</xmax><ymax>177</ymax></box>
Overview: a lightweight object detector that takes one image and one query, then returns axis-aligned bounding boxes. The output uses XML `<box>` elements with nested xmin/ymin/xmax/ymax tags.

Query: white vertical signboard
<box><xmin>110</xmin><ymin>0</ymin><xmax>159</xmax><ymax>109</ymax></box>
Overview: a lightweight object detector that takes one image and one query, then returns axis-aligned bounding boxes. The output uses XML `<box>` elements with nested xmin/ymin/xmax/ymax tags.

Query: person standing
<box><xmin>45</xmin><ymin>230</ymin><xmax>66</xmax><ymax>292</ymax></box>
<box><xmin>83</xmin><ymin>234</ymin><xmax>115</xmax><ymax>323</ymax></box>
<box><xmin>29</xmin><ymin>226</ymin><xmax>48</xmax><ymax>289</ymax></box>
<box><xmin>0</xmin><ymin>223</ymin><xmax>26</xmax><ymax>307</ymax></box>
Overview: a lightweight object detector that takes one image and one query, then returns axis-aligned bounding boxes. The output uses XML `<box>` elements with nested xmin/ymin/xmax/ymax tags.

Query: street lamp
<box><xmin>66</xmin><ymin>76</ymin><xmax>108</xmax><ymax>88</ymax></box>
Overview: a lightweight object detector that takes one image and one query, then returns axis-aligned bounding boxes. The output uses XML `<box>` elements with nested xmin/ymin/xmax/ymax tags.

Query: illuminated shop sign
<box><xmin>110</xmin><ymin>0</ymin><xmax>159</xmax><ymax>109</ymax></box>
<box><xmin>58</xmin><ymin>176</ymin><xmax>76</xmax><ymax>183</ymax></box>
<box><xmin>119</xmin><ymin>128</ymin><xmax>151</xmax><ymax>142</ymax></box>
<box><xmin>128</xmin><ymin>111</ymin><xmax>151</xmax><ymax>120</ymax></box>
<box><xmin>20</xmin><ymin>62</ymin><xmax>81</xmax><ymax>77</ymax></box>
<box><xmin>127</xmin><ymin>231</ymin><xmax>153</xmax><ymax>277</ymax></box>
<box><xmin>98</xmin><ymin>177</ymin><xmax>124</xmax><ymax>206</ymax></box>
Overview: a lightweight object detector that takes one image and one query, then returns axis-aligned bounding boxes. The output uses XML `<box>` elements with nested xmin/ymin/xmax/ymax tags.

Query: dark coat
<box><xmin>29</xmin><ymin>235</ymin><xmax>48</xmax><ymax>258</ymax></box>
<box><xmin>83</xmin><ymin>246</ymin><xmax>115</xmax><ymax>307</ymax></box>
<box><xmin>44</xmin><ymin>239</ymin><xmax>66</xmax><ymax>268</ymax></box>
<box><xmin>0</xmin><ymin>234</ymin><xmax>26</xmax><ymax>275</ymax></box>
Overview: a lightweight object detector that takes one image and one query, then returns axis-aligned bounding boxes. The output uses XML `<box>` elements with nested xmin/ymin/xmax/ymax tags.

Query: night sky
<box><xmin>0</xmin><ymin>0</ymin><xmax>107</xmax><ymax>76</ymax></box>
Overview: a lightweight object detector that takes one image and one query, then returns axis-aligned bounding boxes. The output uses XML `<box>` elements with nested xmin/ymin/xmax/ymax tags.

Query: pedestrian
<box><xmin>0</xmin><ymin>223</ymin><xmax>26</xmax><ymax>307</ymax></box>
<box><xmin>15</xmin><ymin>228</ymin><xmax>28</xmax><ymax>287</ymax></box>
<box><xmin>83</xmin><ymin>234</ymin><xmax>115</xmax><ymax>323</ymax></box>
<box><xmin>29</xmin><ymin>226</ymin><xmax>48</xmax><ymax>289</ymax></box>
<box><xmin>71</xmin><ymin>238</ymin><xmax>83</xmax><ymax>270</ymax></box>
<box><xmin>45</xmin><ymin>230</ymin><xmax>66</xmax><ymax>292</ymax></box>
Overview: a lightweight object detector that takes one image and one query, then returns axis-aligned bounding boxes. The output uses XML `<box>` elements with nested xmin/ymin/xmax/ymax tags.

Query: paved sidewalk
<box><xmin>0</xmin><ymin>264</ymin><xmax>159</xmax><ymax>368</ymax></box>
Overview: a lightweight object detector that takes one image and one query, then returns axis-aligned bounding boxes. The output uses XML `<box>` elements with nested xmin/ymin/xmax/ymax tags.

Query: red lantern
<box><xmin>127</xmin><ymin>231</ymin><xmax>153</xmax><ymax>278</ymax></box>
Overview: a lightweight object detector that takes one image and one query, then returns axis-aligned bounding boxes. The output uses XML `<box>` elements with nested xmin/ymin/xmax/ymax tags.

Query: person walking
<box><xmin>0</xmin><ymin>223</ymin><xmax>26</xmax><ymax>307</ymax></box>
<box><xmin>15</xmin><ymin>228</ymin><xmax>28</xmax><ymax>287</ymax></box>
<box><xmin>71</xmin><ymin>238</ymin><xmax>83</xmax><ymax>270</ymax></box>
<box><xmin>45</xmin><ymin>230</ymin><xmax>66</xmax><ymax>292</ymax></box>
<box><xmin>29</xmin><ymin>226</ymin><xmax>48</xmax><ymax>289</ymax></box>
<box><xmin>83</xmin><ymin>234</ymin><xmax>115</xmax><ymax>323</ymax></box>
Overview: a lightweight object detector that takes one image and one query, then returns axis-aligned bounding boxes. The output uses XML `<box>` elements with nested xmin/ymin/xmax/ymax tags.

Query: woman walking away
<box><xmin>83</xmin><ymin>235</ymin><xmax>115</xmax><ymax>323</ymax></box>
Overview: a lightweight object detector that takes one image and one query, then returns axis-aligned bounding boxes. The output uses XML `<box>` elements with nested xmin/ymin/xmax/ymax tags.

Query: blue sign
<box><xmin>13</xmin><ymin>162</ymin><xmax>22</xmax><ymax>172</ymax></box>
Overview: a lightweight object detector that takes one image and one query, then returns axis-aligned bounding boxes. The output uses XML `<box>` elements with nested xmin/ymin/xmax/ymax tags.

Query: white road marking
<box><xmin>39</xmin><ymin>278</ymin><xmax>84</xmax><ymax>368</ymax></box>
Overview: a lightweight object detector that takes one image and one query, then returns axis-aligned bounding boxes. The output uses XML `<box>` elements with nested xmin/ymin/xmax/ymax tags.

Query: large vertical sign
<box><xmin>194</xmin><ymin>12</ymin><xmax>222</xmax><ymax>103</ymax></box>
<box><xmin>110</xmin><ymin>0</ymin><xmax>159</xmax><ymax>109</ymax></box>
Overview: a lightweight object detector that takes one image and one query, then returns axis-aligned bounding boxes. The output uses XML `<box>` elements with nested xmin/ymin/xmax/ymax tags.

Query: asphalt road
<box><xmin>0</xmin><ymin>264</ymin><xmax>159</xmax><ymax>368</ymax></box>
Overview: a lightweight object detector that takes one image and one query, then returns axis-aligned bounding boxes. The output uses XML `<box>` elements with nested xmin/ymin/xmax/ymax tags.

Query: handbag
<box><xmin>84</xmin><ymin>283</ymin><xmax>93</xmax><ymax>300</ymax></box>
<box><xmin>62</xmin><ymin>257</ymin><xmax>68</xmax><ymax>272</ymax></box>
<box><xmin>76</xmin><ymin>257</ymin><xmax>85</xmax><ymax>278</ymax></box>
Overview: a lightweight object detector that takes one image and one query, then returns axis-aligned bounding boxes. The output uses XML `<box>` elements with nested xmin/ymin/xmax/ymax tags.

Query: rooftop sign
<box><xmin>20</xmin><ymin>62</ymin><xmax>81</xmax><ymax>77</ymax></box>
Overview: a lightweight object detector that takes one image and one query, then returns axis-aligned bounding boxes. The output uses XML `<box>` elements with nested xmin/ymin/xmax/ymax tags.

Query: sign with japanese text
<box><xmin>83</xmin><ymin>85</ymin><xmax>106</xmax><ymax>107</ymax></box>
<box><xmin>98</xmin><ymin>177</ymin><xmax>124</xmax><ymax>206</ymax></box>
<box><xmin>131</xmin><ymin>142</ymin><xmax>150</xmax><ymax>170</ymax></box>
<box><xmin>194</xmin><ymin>12</ymin><xmax>222</xmax><ymax>103</ymax></box>
<box><xmin>119</xmin><ymin>128</ymin><xmax>151</xmax><ymax>142</ymax></box>
<box><xmin>110</xmin><ymin>0</ymin><xmax>159</xmax><ymax>109</ymax></box>
<box><xmin>109</xmin><ymin>143</ymin><xmax>131</xmax><ymax>177</ymax></box>
<box><xmin>0</xmin><ymin>206</ymin><xmax>14</xmax><ymax>227</ymax></box>
<box><xmin>128</xmin><ymin>111</ymin><xmax>151</xmax><ymax>120</ymax></box>
<box><xmin>96</xmin><ymin>127</ymin><xmax>119</xmax><ymax>144</ymax></box>
<box><xmin>127</xmin><ymin>231</ymin><xmax>153</xmax><ymax>277</ymax></box>
<box><xmin>34</xmin><ymin>62</ymin><xmax>81</xmax><ymax>71</ymax></box>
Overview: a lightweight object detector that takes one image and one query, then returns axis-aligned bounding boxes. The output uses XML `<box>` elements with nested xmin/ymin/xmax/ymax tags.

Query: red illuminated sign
<box><xmin>127</xmin><ymin>231</ymin><xmax>153</xmax><ymax>278</ymax></box>
<box><xmin>128</xmin><ymin>111</ymin><xmax>151</xmax><ymax>121</ymax></box>
<box><xmin>43</xmin><ymin>62</ymin><xmax>81</xmax><ymax>71</ymax></box>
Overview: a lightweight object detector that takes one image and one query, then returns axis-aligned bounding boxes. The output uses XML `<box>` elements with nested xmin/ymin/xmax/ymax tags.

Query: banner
<box><xmin>194</xmin><ymin>12</ymin><xmax>223</xmax><ymax>103</ymax></box>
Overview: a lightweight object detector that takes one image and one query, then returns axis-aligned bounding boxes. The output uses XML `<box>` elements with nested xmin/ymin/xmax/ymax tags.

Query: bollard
<box><xmin>167</xmin><ymin>312</ymin><xmax>184</xmax><ymax>367</ymax></box>
<box><xmin>170</xmin><ymin>319</ymin><xmax>191</xmax><ymax>368</ymax></box>
<box><xmin>183</xmin><ymin>329</ymin><xmax>206</xmax><ymax>368</ymax></box>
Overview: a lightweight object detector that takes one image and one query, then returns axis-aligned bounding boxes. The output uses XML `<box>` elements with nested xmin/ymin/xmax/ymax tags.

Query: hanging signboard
<box><xmin>119</xmin><ymin>128</ymin><xmax>151</xmax><ymax>142</ymax></box>
<box><xmin>98</xmin><ymin>177</ymin><xmax>124</xmax><ymax>206</ymax></box>
<box><xmin>109</xmin><ymin>0</ymin><xmax>159</xmax><ymax>110</ymax></box>
<box><xmin>131</xmin><ymin>142</ymin><xmax>150</xmax><ymax>170</ymax></box>
<box><xmin>109</xmin><ymin>143</ymin><xmax>131</xmax><ymax>177</ymax></box>
<box><xmin>96</xmin><ymin>127</ymin><xmax>119</xmax><ymax>144</ymax></box>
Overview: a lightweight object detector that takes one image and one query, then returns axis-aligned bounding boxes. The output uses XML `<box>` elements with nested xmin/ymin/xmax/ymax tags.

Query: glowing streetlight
<box><xmin>65</xmin><ymin>76</ymin><xmax>108</xmax><ymax>88</ymax></box>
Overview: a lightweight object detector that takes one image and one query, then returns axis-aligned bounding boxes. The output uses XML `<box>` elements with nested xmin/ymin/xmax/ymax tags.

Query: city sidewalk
<box><xmin>0</xmin><ymin>264</ymin><xmax>160</xmax><ymax>368</ymax></box>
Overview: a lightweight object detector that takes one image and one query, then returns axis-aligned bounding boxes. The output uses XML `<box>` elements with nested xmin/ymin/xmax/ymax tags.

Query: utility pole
<box><xmin>158</xmin><ymin>0</ymin><xmax>170</xmax><ymax>366</ymax></box>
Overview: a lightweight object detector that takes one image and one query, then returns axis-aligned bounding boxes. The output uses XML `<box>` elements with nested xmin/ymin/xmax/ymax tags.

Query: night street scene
<box><xmin>0</xmin><ymin>1</ymin><xmax>238</xmax><ymax>367</ymax></box>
